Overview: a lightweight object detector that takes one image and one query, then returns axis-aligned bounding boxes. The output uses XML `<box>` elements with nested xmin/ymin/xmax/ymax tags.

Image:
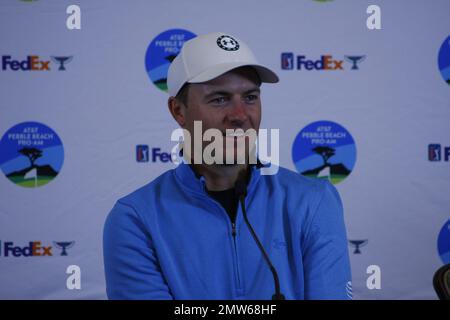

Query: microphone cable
<box><xmin>234</xmin><ymin>177</ymin><xmax>285</xmax><ymax>300</ymax></box>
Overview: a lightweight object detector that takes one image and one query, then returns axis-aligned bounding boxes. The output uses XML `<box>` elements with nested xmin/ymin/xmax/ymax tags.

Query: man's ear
<box><xmin>168</xmin><ymin>97</ymin><xmax>186</xmax><ymax>127</ymax></box>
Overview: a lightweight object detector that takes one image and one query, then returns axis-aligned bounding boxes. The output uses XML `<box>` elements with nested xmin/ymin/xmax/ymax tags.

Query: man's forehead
<box><xmin>192</xmin><ymin>67</ymin><xmax>261</xmax><ymax>94</ymax></box>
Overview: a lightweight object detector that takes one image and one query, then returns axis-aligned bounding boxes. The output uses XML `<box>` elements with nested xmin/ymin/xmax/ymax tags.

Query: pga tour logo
<box><xmin>428</xmin><ymin>144</ymin><xmax>450</xmax><ymax>161</ymax></box>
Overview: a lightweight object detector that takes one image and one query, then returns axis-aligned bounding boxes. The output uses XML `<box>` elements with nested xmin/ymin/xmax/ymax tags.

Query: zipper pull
<box><xmin>199</xmin><ymin>176</ymin><xmax>206</xmax><ymax>192</ymax></box>
<box><xmin>231</xmin><ymin>222</ymin><xmax>237</xmax><ymax>237</ymax></box>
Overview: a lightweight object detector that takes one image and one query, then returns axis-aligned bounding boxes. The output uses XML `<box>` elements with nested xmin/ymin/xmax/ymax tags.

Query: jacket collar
<box><xmin>174</xmin><ymin>161</ymin><xmax>267</xmax><ymax>195</ymax></box>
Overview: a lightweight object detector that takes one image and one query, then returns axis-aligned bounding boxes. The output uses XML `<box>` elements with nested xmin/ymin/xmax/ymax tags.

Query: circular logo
<box><xmin>292</xmin><ymin>121</ymin><xmax>356</xmax><ymax>184</ymax></box>
<box><xmin>145</xmin><ymin>29</ymin><xmax>196</xmax><ymax>92</ymax></box>
<box><xmin>438</xmin><ymin>35</ymin><xmax>450</xmax><ymax>86</ymax></box>
<box><xmin>0</xmin><ymin>122</ymin><xmax>64</xmax><ymax>188</ymax></box>
<box><xmin>438</xmin><ymin>219</ymin><xmax>450</xmax><ymax>264</ymax></box>
<box><xmin>217</xmin><ymin>35</ymin><xmax>240</xmax><ymax>51</ymax></box>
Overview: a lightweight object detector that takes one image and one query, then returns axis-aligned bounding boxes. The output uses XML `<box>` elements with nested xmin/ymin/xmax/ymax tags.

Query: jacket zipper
<box><xmin>198</xmin><ymin>178</ymin><xmax>244</xmax><ymax>296</ymax></box>
<box><xmin>231</xmin><ymin>221</ymin><xmax>242</xmax><ymax>294</ymax></box>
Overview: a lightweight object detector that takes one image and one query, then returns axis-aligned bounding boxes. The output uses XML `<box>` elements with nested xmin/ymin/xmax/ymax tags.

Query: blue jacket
<box><xmin>103</xmin><ymin>162</ymin><xmax>352</xmax><ymax>300</ymax></box>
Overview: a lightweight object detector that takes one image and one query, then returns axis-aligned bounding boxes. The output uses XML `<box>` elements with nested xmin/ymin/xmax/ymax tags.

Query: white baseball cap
<box><xmin>167</xmin><ymin>32</ymin><xmax>279</xmax><ymax>96</ymax></box>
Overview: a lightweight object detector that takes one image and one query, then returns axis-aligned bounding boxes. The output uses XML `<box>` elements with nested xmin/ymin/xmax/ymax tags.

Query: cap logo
<box><xmin>216</xmin><ymin>35</ymin><xmax>240</xmax><ymax>51</ymax></box>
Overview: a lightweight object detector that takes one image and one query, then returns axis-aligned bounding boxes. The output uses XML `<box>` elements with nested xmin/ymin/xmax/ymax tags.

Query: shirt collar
<box><xmin>174</xmin><ymin>161</ymin><xmax>267</xmax><ymax>195</ymax></box>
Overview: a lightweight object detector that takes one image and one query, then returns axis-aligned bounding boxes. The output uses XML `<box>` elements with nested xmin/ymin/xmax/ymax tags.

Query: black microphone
<box><xmin>235</xmin><ymin>174</ymin><xmax>285</xmax><ymax>300</ymax></box>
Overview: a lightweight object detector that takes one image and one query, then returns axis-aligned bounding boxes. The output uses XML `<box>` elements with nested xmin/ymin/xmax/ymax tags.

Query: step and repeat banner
<box><xmin>0</xmin><ymin>0</ymin><xmax>449</xmax><ymax>299</ymax></box>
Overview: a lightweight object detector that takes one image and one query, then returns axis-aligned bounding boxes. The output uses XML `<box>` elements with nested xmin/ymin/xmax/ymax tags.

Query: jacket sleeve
<box><xmin>103</xmin><ymin>201</ymin><xmax>173</xmax><ymax>300</ymax></box>
<box><xmin>302</xmin><ymin>180</ymin><xmax>352</xmax><ymax>300</ymax></box>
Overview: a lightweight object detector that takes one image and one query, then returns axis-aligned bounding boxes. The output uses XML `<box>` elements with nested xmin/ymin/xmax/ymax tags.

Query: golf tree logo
<box><xmin>145</xmin><ymin>29</ymin><xmax>196</xmax><ymax>92</ymax></box>
<box><xmin>438</xmin><ymin>35</ymin><xmax>450</xmax><ymax>86</ymax></box>
<box><xmin>437</xmin><ymin>219</ymin><xmax>450</xmax><ymax>264</ymax></box>
<box><xmin>292</xmin><ymin>121</ymin><xmax>356</xmax><ymax>184</ymax></box>
<box><xmin>0</xmin><ymin>122</ymin><xmax>64</xmax><ymax>188</ymax></box>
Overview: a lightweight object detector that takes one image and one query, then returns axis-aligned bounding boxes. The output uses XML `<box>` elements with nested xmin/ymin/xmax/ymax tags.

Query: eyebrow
<box><xmin>203</xmin><ymin>87</ymin><xmax>261</xmax><ymax>101</ymax></box>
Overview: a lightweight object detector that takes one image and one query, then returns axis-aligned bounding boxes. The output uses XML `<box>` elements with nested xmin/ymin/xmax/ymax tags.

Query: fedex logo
<box><xmin>0</xmin><ymin>241</ymin><xmax>74</xmax><ymax>257</ymax></box>
<box><xmin>1</xmin><ymin>241</ymin><xmax>52</xmax><ymax>257</ymax></box>
<box><xmin>152</xmin><ymin>148</ymin><xmax>172</xmax><ymax>163</ymax></box>
<box><xmin>2</xmin><ymin>56</ymin><xmax>50</xmax><ymax>71</ymax></box>
<box><xmin>281</xmin><ymin>53</ymin><xmax>365</xmax><ymax>71</ymax></box>
<box><xmin>1</xmin><ymin>55</ymin><xmax>73</xmax><ymax>71</ymax></box>
<box><xmin>297</xmin><ymin>55</ymin><xmax>343</xmax><ymax>70</ymax></box>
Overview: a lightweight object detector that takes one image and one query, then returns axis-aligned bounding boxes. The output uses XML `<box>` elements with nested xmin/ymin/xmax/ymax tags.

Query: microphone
<box><xmin>235</xmin><ymin>173</ymin><xmax>285</xmax><ymax>300</ymax></box>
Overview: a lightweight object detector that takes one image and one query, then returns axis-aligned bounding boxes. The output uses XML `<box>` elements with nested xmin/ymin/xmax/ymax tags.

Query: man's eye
<box><xmin>210</xmin><ymin>97</ymin><xmax>228</xmax><ymax>104</ymax></box>
<box><xmin>245</xmin><ymin>95</ymin><xmax>259</xmax><ymax>102</ymax></box>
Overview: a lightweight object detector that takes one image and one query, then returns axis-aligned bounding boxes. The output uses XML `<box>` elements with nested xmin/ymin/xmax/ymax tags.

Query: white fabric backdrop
<box><xmin>0</xmin><ymin>0</ymin><xmax>449</xmax><ymax>299</ymax></box>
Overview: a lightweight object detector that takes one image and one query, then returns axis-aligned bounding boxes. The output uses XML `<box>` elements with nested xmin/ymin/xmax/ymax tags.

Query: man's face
<box><xmin>181</xmin><ymin>67</ymin><xmax>262</xmax><ymax>165</ymax></box>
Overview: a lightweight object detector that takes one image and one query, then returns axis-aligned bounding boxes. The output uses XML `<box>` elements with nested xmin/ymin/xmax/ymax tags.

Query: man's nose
<box><xmin>227</xmin><ymin>97</ymin><xmax>249</xmax><ymax>125</ymax></box>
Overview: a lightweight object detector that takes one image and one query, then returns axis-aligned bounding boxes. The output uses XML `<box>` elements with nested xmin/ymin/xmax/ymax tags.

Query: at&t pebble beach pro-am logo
<box><xmin>437</xmin><ymin>219</ymin><xmax>450</xmax><ymax>264</ymax></box>
<box><xmin>292</xmin><ymin>121</ymin><xmax>356</xmax><ymax>184</ymax></box>
<box><xmin>145</xmin><ymin>29</ymin><xmax>196</xmax><ymax>92</ymax></box>
<box><xmin>438</xmin><ymin>35</ymin><xmax>450</xmax><ymax>86</ymax></box>
<box><xmin>0</xmin><ymin>122</ymin><xmax>64</xmax><ymax>188</ymax></box>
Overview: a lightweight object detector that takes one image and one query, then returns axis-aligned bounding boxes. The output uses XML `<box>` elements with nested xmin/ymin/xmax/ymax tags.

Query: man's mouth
<box><xmin>224</xmin><ymin>131</ymin><xmax>246</xmax><ymax>138</ymax></box>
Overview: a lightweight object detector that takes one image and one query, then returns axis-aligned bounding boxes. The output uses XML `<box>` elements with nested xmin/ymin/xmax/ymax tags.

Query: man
<box><xmin>103</xmin><ymin>32</ymin><xmax>352</xmax><ymax>300</ymax></box>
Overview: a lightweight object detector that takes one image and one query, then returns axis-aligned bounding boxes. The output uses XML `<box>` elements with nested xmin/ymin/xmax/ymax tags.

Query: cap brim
<box><xmin>187</xmin><ymin>62</ymin><xmax>279</xmax><ymax>84</ymax></box>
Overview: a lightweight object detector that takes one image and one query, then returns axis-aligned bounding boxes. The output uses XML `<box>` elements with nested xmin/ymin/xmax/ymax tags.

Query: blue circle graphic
<box><xmin>0</xmin><ymin>122</ymin><xmax>64</xmax><ymax>188</ymax></box>
<box><xmin>292</xmin><ymin>120</ymin><xmax>356</xmax><ymax>184</ymax></box>
<box><xmin>438</xmin><ymin>35</ymin><xmax>450</xmax><ymax>86</ymax></box>
<box><xmin>438</xmin><ymin>219</ymin><xmax>450</xmax><ymax>264</ymax></box>
<box><xmin>145</xmin><ymin>29</ymin><xmax>196</xmax><ymax>92</ymax></box>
